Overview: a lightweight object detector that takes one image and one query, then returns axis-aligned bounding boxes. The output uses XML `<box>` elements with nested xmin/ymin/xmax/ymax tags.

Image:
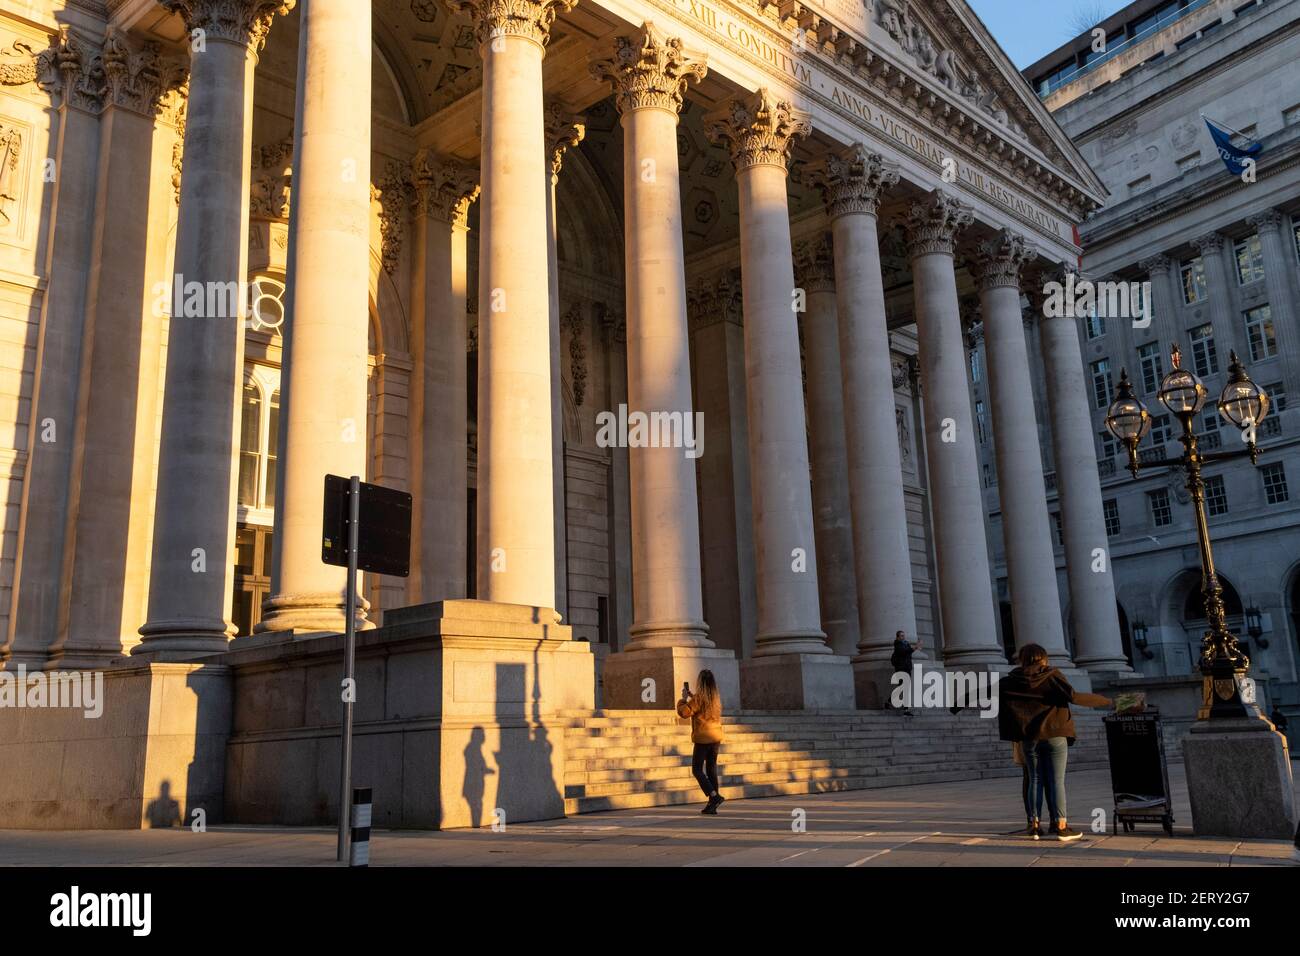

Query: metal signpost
<box><xmin>322</xmin><ymin>474</ymin><xmax>411</xmax><ymax>864</ymax></box>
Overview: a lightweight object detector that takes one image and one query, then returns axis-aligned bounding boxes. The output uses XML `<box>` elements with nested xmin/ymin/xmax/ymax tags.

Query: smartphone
<box><xmin>681</xmin><ymin>681</ymin><xmax>691</xmax><ymax>698</ymax></box>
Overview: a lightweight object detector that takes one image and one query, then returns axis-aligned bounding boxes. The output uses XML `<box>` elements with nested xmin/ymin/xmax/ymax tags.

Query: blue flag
<box><xmin>1204</xmin><ymin>116</ymin><xmax>1261</xmax><ymax>177</ymax></box>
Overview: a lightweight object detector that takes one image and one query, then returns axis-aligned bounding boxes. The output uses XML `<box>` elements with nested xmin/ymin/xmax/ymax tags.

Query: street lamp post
<box><xmin>1105</xmin><ymin>345</ymin><xmax>1269</xmax><ymax>721</ymax></box>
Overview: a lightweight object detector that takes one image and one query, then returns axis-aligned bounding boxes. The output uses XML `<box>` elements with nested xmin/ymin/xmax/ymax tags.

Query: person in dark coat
<box><xmin>998</xmin><ymin>643</ymin><xmax>1112</xmax><ymax>841</ymax></box>
<box><xmin>891</xmin><ymin>630</ymin><xmax>922</xmax><ymax>716</ymax></box>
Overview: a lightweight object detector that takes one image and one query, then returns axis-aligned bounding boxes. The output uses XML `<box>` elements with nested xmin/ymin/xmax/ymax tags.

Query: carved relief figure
<box><xmin>0</xmin><ymin>125</ymin><xmax>20</xmax><ymax>226</ymax></box>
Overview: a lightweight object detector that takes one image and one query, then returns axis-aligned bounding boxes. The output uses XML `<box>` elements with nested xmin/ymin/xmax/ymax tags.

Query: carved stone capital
<box><xmin>543</xmin><ymin>102</ymin><xmax>585</xmax><ymax>179</ymax></box>
<box><xmin>411</xmin><ymin>150</ymin><xmax>480</xmax><ymax>226</ymax></box>
<box><xmin>804</xmin><ymin>143</ymin><xmax>899</xmax><ymax>220</ymax></box>
<box><xmin>589</xmin><ymin>22</ymin><xmax>706</xmax><ymax>116</ymax></box>
<box><xmin>599</xmin><ymin>304</ymin><xmax>627</xmax><ymax>345</ymax></box>
<box><xmin>102</xmin><ymin>28</ymin><xmax>188</xmax><ymax>117</ymax></box>
<box><xmin>1027</xmin><ymin>261</ymin><xmax>1080</xmax><ymax>322</ymax></box>
<box><xmin>793</xmin><ymin>232</ymin><xmax>835</xmax><ymax>293</ymax></box>
<box><xmin>704</xmin><ymin>88</ymin><xmax>811</xmax><ymax>174</ymax></box>
<box><xmin>1192</xmin><ymin>231</ymin><xmax>1224</xmax><ymax>256</ymax></box>
<box><xmin>161</xmin><ymin>0</ymin><xmax>297</xmax><ymax>53</ymax></box>
<box><xmin>904</xmin><ymin>190</ymin><xmax>973</xmax><ymax>258</ymax></box>
<box><xmin>1245</xmin><ymin>209</ymin><xmax>1284</xmax><ymax>236</ymax></box>
<box><xmin>0</xmin><ymin>27</ymin><xmax>106</xmax><ymax>112</ymax></box>
<box><xmin>443</xmin><ymin>0</ymin><xmax>575</xmax><ymax>49</ymax></box>
<box><xmin>1138</xmin><ymin>253</ymin><xmax>1171</xmax><ymax>276</ymax></box>
<box><xmin>688</xmin><ymin>272</ymin><xmax>742</xmax><ymax>331</ymax></box>
<box><xmin>971</xmin><ymin>228</ymin><xmax>1035</xmax><ymax>291</ymax></box>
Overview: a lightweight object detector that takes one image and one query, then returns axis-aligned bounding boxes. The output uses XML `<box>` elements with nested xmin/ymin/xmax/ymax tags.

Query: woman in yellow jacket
<box><xmin>676</xmin><ymin>669</ymin><xmax>725</xmax><ymax>814</ymax></box>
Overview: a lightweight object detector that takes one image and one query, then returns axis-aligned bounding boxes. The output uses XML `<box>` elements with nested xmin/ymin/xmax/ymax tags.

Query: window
<box><xmin>1138</xmin><ymin>342</ymin><xmax>1164</xmax><ymax>394</ymax></box>
<box><xmin>1091</xmin><ymin>358</ymin><xmax>1113</xmax><ymax>408</ymax></box>
<box><xmin>1181</xmin><ymin>257</ymin><xmax>1207</xmax><ymax>304</ymax></box>
<box><xmin>975</xmin><ymin>400</ymin><xmax>989</xmax><ymax>444</ymax></box>
<box><xmin>1189</xmin><ymin>323</ymin><xmax>1219</xmax><ymax>376</ymax></box>
<box><xmin>237</xmin><ymin>372</ymin><xmax>281</xmax><ymax>512</ymax></box>
<box><xmin>1052</xmin><ymin>512</ymin><xmax>1064</xmax><ymax>547</ymax></box>
<box><xmin>1205</xmin><ymin>475</ymin><xmax>1228</xmax><ymax>516</ymax></box>
<box><xmin>1263</xmin><ymin>381</ymin><xmax>1286</xmax><ymax>411</ymax></box>
<box><xmin>1262</xmin><ymin>463</ymin><xmax>1289</xmax><ymax>504</ymax></box>
<box><xmin>1234</xmin><ymin>234</ymin><xmax>1265</xmax><ymax>285</ymax></box>
<box><xmin>1233</xmin><ymin>0</ymin><xmax>1262</xmax><ymax>17</ymax></box>
<box><xmin>1104</xmin><ymin>498</ymin><xmax>1121</xmax><ymax>536</ymax></box>
<box><xmin>1149</xmin><ymin>488</ymin><xmax>1172</xmax><ymax>527</ymax></box>
<box><xmin>1202</xmin><ymin>410</ymin><xmax>1221</xmax><ymax>435</ymax></box>
<box><xmin>1150</xmin><ymin>413</ymin><xmax>1173</xmax><ymax>447</ymax></box>
<box><xmin>1245</xmin><ymin>304</ymin><xmax>1277</xmax><ymax>360</ymax></box>
<box><xmin>1085</xmin><ymin>310</ymin><xmax>1106</xmax><ymax>340</ymax></box>
<box><xmin>232</xmin><ymin>526</ymin><xmax>274</xmax><ymax>637</ymax></box>
<box><xmin>1099</xmin><ymin>430</ymin><xmax>1121</xmax><ymax>459</ymax></box>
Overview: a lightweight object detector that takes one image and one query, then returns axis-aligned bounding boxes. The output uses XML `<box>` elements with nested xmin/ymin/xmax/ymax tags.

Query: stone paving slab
<box><xmin>0</xmin><ymin>767</ymin><xmax>1294</xmax><ymax>867</ymax></box>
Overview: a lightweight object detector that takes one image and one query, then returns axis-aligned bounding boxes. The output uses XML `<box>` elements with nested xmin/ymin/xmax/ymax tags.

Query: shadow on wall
<box><xmin>145</xmin><ymin>780</ymin><xmax>181</xmax><ymax>828</ymax></box>
<box><xmin>460</xmin><ymin>651</ymin><xmax>561</xmax><ymax>828</ymax></box>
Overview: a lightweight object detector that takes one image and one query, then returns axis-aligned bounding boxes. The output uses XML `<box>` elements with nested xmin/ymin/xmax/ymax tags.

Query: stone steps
<box><xmin>559</xmin><ymin>708</ymin><xmax>1109</xmax><ymax>814</ymax></box>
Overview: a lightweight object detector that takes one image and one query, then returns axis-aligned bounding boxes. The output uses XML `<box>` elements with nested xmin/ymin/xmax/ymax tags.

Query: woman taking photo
<box><xmin>999</xmin><ymin>644</ymin><xmax>1112</xmax><ymax>841</ymax></box>
<box><xmin>677</xmin><ymin>670</ymin><xmax>725</xmax><ymax>814</ymax></box>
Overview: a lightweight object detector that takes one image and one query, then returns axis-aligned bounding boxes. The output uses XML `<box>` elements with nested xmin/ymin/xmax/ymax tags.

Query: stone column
<box><xmin>2</xmin><ymin>29</ymin><xmax>103</xmax><ymax>667</ymax></box>
<box><xmin>905</xmin><ymin>192</ymin><xmax>1004</xmax><ymax>667</ymax></box>
<box><xmin>448</xmin><ymin>0</ymin><xmax>571</xmax><ymax>612</ymax></box>
<box><xmin>1192</xmin><ymin>231</ymin><xmax>1242</xmax><ymax>370</ymax></box>
<box><xmin>544</xmin><ymin>103</ymin><xmax>583</xmax><ymax>619</ymax></box>
<box><xmin>805</xmin><ymin>146</ymin><xmax>919</xmax><ymax>704</ymax></box>
<box><xmin>258</xmin><ymin>0</ymin><xmax>372</xmax><ymax>635</ymax></box>
<box><xmin>706</xmin><ymin>89</ymin><xmax>853</xmax><ymax>708</ymax></box>
<box><xmin>407</xmin><ymin>153</ymin><xmax>478</xmax><ymax>605</ymax></box>
<box><xmin>137</xmin><ymin>0</ymin><xmax>293</xmax><ymax>658</ymax></box>
<box><xmin>592</xmin><ymin>24</ymin><xmax>737</xmax><ymax>706</ymax></box>
<box><xmin>1138</xmin><ymin>254</ymin><xmax>1182</xmax><ymax>353</ymax></box>
<box><xmin>54</xmin><ymin>32</ymin><xmax>187</xmax><ymax>666</ymax></box>
<box><xmin>1031</xmin><ymin>265</ymin><xmax>1129</xmax><ymax>672</ymax></box>
<box><xmin>1245</xmin><ymin>210</ymin><xmax>1300</xmax><ymax>398</ymax></box>
<box><xmin>973</xmin><ymin>231</ymin><xmax>1069</xmax><ymax>664</ymax></box>
<box><xmin>793</xmin><ymin>234</ymin><xmax>859</xmax><ymax>658</ymax></box>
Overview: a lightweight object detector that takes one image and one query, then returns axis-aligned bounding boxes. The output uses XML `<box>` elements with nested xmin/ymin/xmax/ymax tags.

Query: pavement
<box><xmin>1</xmin><ymin>766</ymin><xmax>1295</xmax><ymax>867</ymax></box>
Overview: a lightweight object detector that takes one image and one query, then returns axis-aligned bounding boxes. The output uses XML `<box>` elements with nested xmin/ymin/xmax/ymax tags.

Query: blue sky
<box><xmin>968</xmin><ymin>0</ymin><xmax>1135</xmax><ymax>68</ymax></box>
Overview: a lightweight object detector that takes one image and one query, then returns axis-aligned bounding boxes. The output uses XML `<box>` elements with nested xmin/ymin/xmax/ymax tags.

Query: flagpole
<box><xmin>1201</xmin><ymin>112</ymin><xmax>1253</xmax><ymax>142</ymax></box>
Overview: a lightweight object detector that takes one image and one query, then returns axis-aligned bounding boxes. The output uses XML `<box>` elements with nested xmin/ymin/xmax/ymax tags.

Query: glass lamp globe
<box><xmin>1218</xmin><ymin>350</ymin><xmax>1270</xmax><ymax>429</ymax></box>
<box><xmin>1157</xmin><ymin>344</ymin><xmax>1207</xmax><ymax>416</ymax></box>
<box><xmin>1105</xmin><ymin>368</ymin><xmax>1151</xmax><ymax>444</ymax></box>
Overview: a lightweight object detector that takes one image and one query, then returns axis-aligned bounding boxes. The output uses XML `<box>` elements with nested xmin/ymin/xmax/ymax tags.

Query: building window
<box><xmin>1234</xmin><ymin>234</ymin><xmax>1265</xmax><ymax>285</ymax></box>
<box><xmin>1189</xmin><ymin>323</ymin><xmax>1219</xmax><ymax>376</ymax></box>
<box><xmin>1245</xmin><ymin>305</ymin><xmax>1277</xmax><ymax>361</ymax></box>
<box><xmin>1085</xmin><ymin>310</ymin><xmax>1106</xmax><ymax>340</ymax></box>
<box><xmin>232</xmin><ymin>525</ymin><xmax>274</xmax><ymax>637</ymax></box>
<box><xmin>1103</xmin><ymin>498</ymin><xmax>1121</xmax><ymax>536</ymax></box>
<box><xmin>1149</xmin><ymin>488</ymin><xmax>1172</xmax><ymax>527</ymax></box>
<box><xmin>1090</xmin><ymin>358</ymin><xmax>1113</xmax><ymax>408</ymax></box>
<box><xmin>1205</xmin><ymin>474</ymin><xmax>1228</xmax><ymax>516</ymax></box>
<box><xmin>975</xmin><ymin>400</ymin><xmax>989</xmax><ymax>444</ymax></box>
<box><xmin>1100</xmin><ymin>430</ymin><xmax>1121</xmax><ymax>459</ymax></box>
<box><xmin>1149</xmin><ymin>413</ymin><xmax>1173</xmax><ymax>447</ymax></box>
<box><xmin>1052</xmin><ymin>512</ymin><xmax>1064</xmax><ymax>547</ymax></box>
<box><xmin>1138</xmin><ymin>342</ymin><xmax>1164</xmax><ymax>394</ymax></box>
<box><xmin>237</xmin><ymin>372</ymin><xmax>280</xmax><ymax>512</ymax></box>
<box><xmin>1181</xmin><ymin>257</ymin><xmax>1207</xmax><ymax>304</ymax></box>
<box><xmin>1262</xmin><ymin>463</ymin><xmax>1290</xmax><ymax>504</ymax></box>
<box><xmin>1263</xmin><ymin>381</ymin><xmax>1286</xmax><ymax>411</ymax></box>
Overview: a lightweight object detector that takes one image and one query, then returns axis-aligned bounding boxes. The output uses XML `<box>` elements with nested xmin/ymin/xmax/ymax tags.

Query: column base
<box><xmin>1073</xmin><ymin>655</ymin><xmax>1136</xmax><ymax>676</ymax></box>
<box><xmin>740</xmin><ymin>653</ymin><xmax>854</xmax><ymax>710</ymax></box>
<box><xmin>941</xmin><ymin>645</ymin><xmax>1008</xmax><ymax>669</ymax></box>
<box><xmin>601</xmin><ymin>645</ymin><xmax>739</xmax><ymax>710</ymax></box>
<box><xmin>1184</xmin><ymin>717</ymin><xmax>1296</xmax><ymax>839</ymax></box>
<box><xmin>132</xmin><ymin>620</ymin><xmax>231</xmax><ymax>661</ymax></box>
<box><xmin>46</xmin><ymin>648</ymin><xmax>131</xmax><ymax>670</ymax></box>
<box><xmin>255</xmin><ymin>591</ymin><xmax>374</xmax><ymax>637</ymax></box>
<box><xmin>625</xmin><ymin>619</ymin><xmax>714</xmax><ymax>650</ymax></box>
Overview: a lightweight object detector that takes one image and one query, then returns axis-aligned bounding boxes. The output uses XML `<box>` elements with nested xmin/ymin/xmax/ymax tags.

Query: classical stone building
<box><xmin>0</xmin><ymin>0</ymin><xmax>1127</xmax><ymax>828</ymax></box>
<box><xmin>1011</xmin><ymin>0</ymin><xmax>1300</xmax><ymax>737</ymax></box>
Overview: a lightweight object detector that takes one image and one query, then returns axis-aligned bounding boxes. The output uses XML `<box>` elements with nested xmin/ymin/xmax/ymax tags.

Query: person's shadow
<box><xmin>145</xmin><ymin>780</ymin><xmax>182</xmax><ymax>829</ymax></box>
<box><xmin>462</xmin><ymin>726</ymin><xmax>495</xmax><ymax>828</ymax></box>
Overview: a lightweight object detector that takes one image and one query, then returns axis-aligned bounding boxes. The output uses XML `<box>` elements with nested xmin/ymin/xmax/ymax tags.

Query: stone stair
<box><xmin>558</xmin><ymin>709</ymin><xmax>1110</xmax><ymax>814</ymax></box>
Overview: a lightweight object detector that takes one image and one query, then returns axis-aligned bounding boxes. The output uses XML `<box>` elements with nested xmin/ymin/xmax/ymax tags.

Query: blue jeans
<box><xmin>1022</xmin><ymin>737</ymin><xmax>1069</xmax><ymax>824</ymax></box>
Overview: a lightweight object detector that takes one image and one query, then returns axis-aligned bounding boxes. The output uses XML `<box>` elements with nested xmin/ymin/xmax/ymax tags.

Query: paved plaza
<box><xmin>2</xmin><ymin>766</ymin><xmax>1295</xmax><ymax>868</ymax></box>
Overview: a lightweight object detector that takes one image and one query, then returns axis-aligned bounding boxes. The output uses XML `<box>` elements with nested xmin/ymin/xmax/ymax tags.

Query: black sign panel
<box><xmin>322</xmin><ymin>474</ymin><xmax>412</xmax><ymax>577</ymax></box>
<box><xmin>1103</xmin><ymin>713</ymin><xmax>1169</xmax><ymax>804</ymax></box>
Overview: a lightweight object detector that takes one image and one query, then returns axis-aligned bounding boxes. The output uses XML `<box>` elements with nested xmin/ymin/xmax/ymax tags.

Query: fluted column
<box><xmin>591</xmin><ymin>25</ymin><xmax>710</xmax><ymax>651</ymax></box>
<box><xmin>906</xmin><ymin>192</ymin><xmax>1004</xmax><ymax>666</ymax></box>
<box><xmin>544</xmin><ymin>103</ymin><xmax>583</xmax><ymax>618</ymax></box>
<box><xmin>447</xmin><ymin>0</ymin><xmax>570</xmax><ymax>611</ymax></box>
<box><xmin>1246</xmin><ymin>210</ymin><xmax>1300</xmax><ymax>397</ymax></box>
<box><xmin>1031</xmin><ymin>265</ymin><xmax>1129</xmax><ymax>672</ymax></box>
<box><xmin>137</xmin><ymin>0</ymin><xmax>293</xmax><ymax>657</ymax></box>
<box><xmin>793</xmin><ymin>234</ymin><xmax>859</xmax><ymax>657</ymax></box>
<box><xmin>1138</xmin><ymin>253</ymin><xmax>1182</xmax><ymax>352</ymax></box>
<box><xmin>408</xmin><ymin>154</ymin><xmax>478</xmax><ymax>605</ymax></box>
<box><xmin>805</xmin><ymin>146</ymin><xmax>919</xmax><ymax>701</ymax></box>
<box><xmin>973</xmin><ymin>231</ymin><xmax>1068</xmax><ymax>664</ymax></box>
<box><xmin>1192</xmin><ymin>231</ymin><xmax>1242</xmax><ymax>370</ymax></box>
<box><xmin>257</xmin><ymin>0</ymin><xmax>372</xmax><ymax>634</ymax></box>
<box><xmin>707</xmin><ymin>89</ymin><xmax>852</xmax><ymax>709</ymax></box>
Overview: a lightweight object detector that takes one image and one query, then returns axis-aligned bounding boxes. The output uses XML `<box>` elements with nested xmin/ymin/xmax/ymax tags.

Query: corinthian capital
<box><xmin>1246</xmin><ymin>209</ymin><xmax>1283</xmax><ymax>235</ymax></box>
<box><xmin>411</xmin><ymin>150</ymin><xmax>480</xmax><ymax>226</ymax></box>
<box><xmin>704</xmin><ymin>88</ymin><xmax>811</xmax><ymax>174</ymax></box>
<box><xmin>793</xmin><ymin>233</ymin><xmax>835</xmax><ymax>293</ymax></box>
<box><xmin>160</xmin><ymin>0</ymin><xmax>296</xmax><ymax>53</ymax></box>
<box><xmin>804</xmin><ymin>143</ymin><xmax>899</xmax><ymax>220</ymax></box>
<box><xmin>971</xmin><ymin>229</ymin><xmax>1036</xmax><ymax>291</ymax></box>
<box><xmin>543</xmin><ymin>102</ymin><xmax>585</xmax><ymax>179</ymax></box>
<box><xmin>443</xmin><ymin>0</ymin><xmax>575</xmax><ymax>49</ymax></box>
<box><xmin>102</xmin><ymin>28</ymin><xmax>188</xmax><ymax>117</ymax></box>
<box><xmin>1</xmin><ymin>27</ymin><xmax>105</xmax><ymax>112</ymax></box>
<box><xmin>1138</xmin><ymin>253</ymin><xmax>1170</xmax><ymax>275</ymax></box>
<box><xmin>589</xmin><ymin>22</ymin><xmax>707</xmax><ymax>116</ymax></box>
<box><xmin>1192</xmin><ymin>230</ymin><xmax>1224</xmax><ymax>255</ymax></box>
<box><xmin>904</xmin><ymin>190</ymin><xmax>973</xmax><ymax>258</ymax></box>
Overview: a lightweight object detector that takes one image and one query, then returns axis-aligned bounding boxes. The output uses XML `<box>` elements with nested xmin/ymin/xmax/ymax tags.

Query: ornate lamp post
<box><xmin>1105</xmin><ymin>345</ymin><xmax>1271</xmax><ymax>722</ymax></box>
